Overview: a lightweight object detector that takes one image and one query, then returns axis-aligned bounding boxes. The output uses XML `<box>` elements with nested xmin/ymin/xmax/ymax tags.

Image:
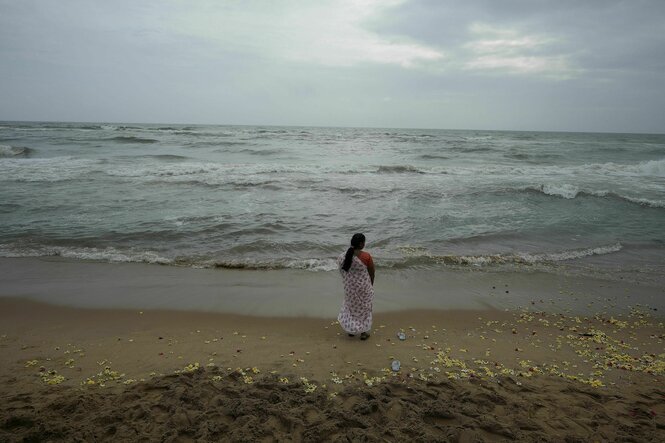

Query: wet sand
<box><xmin>2</xmin><ymin>257</ymin><xmax>663</xmax><ymax>316</ymax></box>
<box><xmin>1</xmin><ymin>258</ymin><xmax>664</xmax><ymax>441</ymax></box>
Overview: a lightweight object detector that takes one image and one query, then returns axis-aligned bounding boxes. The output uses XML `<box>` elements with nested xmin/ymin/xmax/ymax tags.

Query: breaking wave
<box><xmin>0</xmin><ymin>242</ymin><xmax>339</xmax><ymax>272</ymax></box>
<box><xmin>211</xmin><ymin>258</ymin><xmax>338</xmax><ymax>272</ymax></box>
<box><xmin>142</xmin><ymin>154</ymin><xmax>190</xmax><ymax>161</ymax></box>
<box><xmin>419</xmin><ymin>154</ymin><xmax>450</xmax><ymax>160</ymax></box>
<box><xmin>236</xmin><ymin>148</ymin><xmax>284</xmax><ymax>156</ymax></box>
<box><xmin>390</xmin><ymin>243</ymin><xmax>624</xmax><ymax>268</ymax></box>
<box><xmin>0</xmin><ymin>244</ymin><xmax>172</xmax><ymax>265</ymax></box>
<box><xmin>0</xmin><ymin>145</ymin><xmax>32</xmax><ymax>158</ymax></box>
<box><xmin>377</xmin><ymin>165</ymin><xmax>426</xmax><ymax>174</ymax></box>
<box><xmin>570</xmin><ymin>158</ymin><xmax>665</xmax><ymax>177</ymax></box>
<box><xmin>523</xmin><ymin>185</ymin><xmax>665</xmax><ymax>208</ymax></box>
<box><xmin>526</xmin><ymin>183</ymin><xmax>581</xmax><ymax>199</ymax></box>
<box><xmin>110</xmin><ymin>136</ymin><xmax>158</xmax><ymax>144</ymax></box>
<box><xmin>0</xmin><ymin>157</ymin><xmax>99</xmax><ymax>182</ymax></box>
<box><xmin>0</xmin><ymin>241</ymin><xmax>624</xmax><ymax>272</ymax></box>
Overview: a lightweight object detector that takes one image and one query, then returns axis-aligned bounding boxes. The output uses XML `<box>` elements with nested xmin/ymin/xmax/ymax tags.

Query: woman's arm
<box><xmin>359</xmin><ymin>252</ymin><xmax>375</xmax><ymax>285</ymax></box>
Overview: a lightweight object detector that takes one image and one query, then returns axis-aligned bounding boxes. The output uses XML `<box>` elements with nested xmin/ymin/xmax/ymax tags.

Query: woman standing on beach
<box><xmin>337</xmin><ymin>233</ymin><xmax>375</xmax><ymax>340</ymax></box>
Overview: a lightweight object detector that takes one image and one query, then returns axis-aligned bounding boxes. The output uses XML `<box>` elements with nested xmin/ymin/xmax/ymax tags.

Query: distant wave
<box><xmin>0</xmin><ymin>203</ymin><xmax>21</xmax><ymax>213</ymax></box>
<box><xmin>383</xmin><ymin>132</ymin><xmax>435</xmax><ymax>138</ymax></box>
<box><xmin>0</xmin><ymin>145</ymin><xmax>32</xmax><ymax>158</ymax></box>
<box><xmin>524</xmin><ymin>183</ymin><xmax>580</xmax><ymax>199</ymax></box>
<box><xmin>505</xmin><ymin>153</ymin><xmax>530</xmax><ymax>160</ymax></box>
<box><xmin>236</xmin><ymin>148</ymin><xmax>284</xmax><ymax>156</ymax></box>
<box><xmin>578</xmin><ymin>157</ymin><xmax>665</xmax><ymax>177</ymax></box>
<box><xmin>449</xmin><ymin>146</ymin><xmax>495</xmax><ymax>153</ymax></box>
<box><xmin>115</xmin><ymin>154</ymin><xmax>191</xmax><ymax>162</ymax></box>
<box><xmin>419</xmin><ymin>154</ymin><xmax>450</xmax><ymax>160</ymax></box>
<box><xmin>0</xmin><ymin>157</ymin><xmax>99</xmax><ymax>182</ymax></box>
<box><xmin>103</xmin><ymin>163</ymin><xmax>329</xmax><ymax>182</ymax></box>
<box><xmin>377</xmin><ymin>165</ymin><xmax>426</xmax><ymax>174</ymax></box>
<box><xmin>79</xmin><ymin>124</ymin><xmax>195</xmax><ymax>132</ymax></box>
<box><xmin>142</xmin><ymin>154</ymin><xmax>190</xmax><ymax>161</ymax></box>
<box><xmin>503</xmin><ymin>152</ymin><xmax>562</xmax><ymax>162</ymax></box>
<box><xmin>257</xmin><ymin>129</ymin><xmax>288</xmax><ymax>134</ymax></box>
<box><xmin>440</xmin><ymin>157</ymin><xmax>665</xmax><ymax>178</ymax></box>
<box><xmin>523</xmin><ymin>185</ymin><xmax>665</xmax><ymax>208</ymax></box>
<box><xmin>203</xmin><ymin>141</ymin><xmax>254</xmax><ymax>148</ymax></box>
<box><xmin>634</xmin><ymin>158</ymin><xmax>665</xmax><ymax>176</ymax></box>
<box><xmin>110</xmin><ymin>136</ymin><xmax>158</xmax><ymax>144</ymax></box>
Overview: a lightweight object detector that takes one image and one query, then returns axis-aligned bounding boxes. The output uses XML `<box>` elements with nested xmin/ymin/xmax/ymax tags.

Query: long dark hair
<box><xmin>342</xmin><ymin>233</ymin><xmax>365</xmax><ymax>272</ymax></box>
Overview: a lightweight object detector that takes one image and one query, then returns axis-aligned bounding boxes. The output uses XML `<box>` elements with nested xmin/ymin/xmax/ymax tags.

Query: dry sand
<box><xmin>1</xmin><ymin>295</ymin><xmax>664</xmax><ymax>442</ymax></box>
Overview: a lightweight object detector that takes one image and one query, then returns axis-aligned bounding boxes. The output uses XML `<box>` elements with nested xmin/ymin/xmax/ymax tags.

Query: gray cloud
<box><xmin>0</xmin><ymin>0</ymin><xmax>663</xmax><ymax>132</ymax></box>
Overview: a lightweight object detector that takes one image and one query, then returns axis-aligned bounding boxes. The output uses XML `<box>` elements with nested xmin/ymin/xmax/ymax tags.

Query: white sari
<box><xmin>337</xmin><ymin>254</ymin><xmax>374</xmax><ymax>334</ymax></box>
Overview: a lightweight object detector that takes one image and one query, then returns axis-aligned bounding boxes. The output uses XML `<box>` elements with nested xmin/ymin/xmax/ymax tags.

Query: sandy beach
<box><xmin>1</xmin><ymin>259</ymin><xmax>664</xmax><ymax>441</ymax></box>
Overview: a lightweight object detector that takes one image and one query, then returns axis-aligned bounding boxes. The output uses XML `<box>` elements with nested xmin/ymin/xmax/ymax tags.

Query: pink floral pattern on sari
<box><xmin>337</xmin><ymin>254</ymin><xmax>374</xmax><ymax>334</ymax></box>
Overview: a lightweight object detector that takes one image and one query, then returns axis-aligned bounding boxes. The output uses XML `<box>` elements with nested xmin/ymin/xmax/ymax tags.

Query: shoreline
<box><xmin>2</xmin><ymin>256</ymin><xmax>664</xmax><ymax>317</ymax></box>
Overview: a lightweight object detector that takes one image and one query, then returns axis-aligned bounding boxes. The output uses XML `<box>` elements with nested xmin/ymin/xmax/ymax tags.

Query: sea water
<box><xmin>1</xmin><ymin>122</ymin><xmax>663</xmax><ymax>284</ymax></box>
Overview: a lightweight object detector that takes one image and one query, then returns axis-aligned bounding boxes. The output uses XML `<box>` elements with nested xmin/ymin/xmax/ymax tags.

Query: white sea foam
<box><xmin>0</xmin><ymin>145</ymin><xmax>31</xmax><ymax>158</ymax></box>
<box><xmin>102</xmin><ymin>162</ymin><xmax>338</xmax><ymax>186</ymax></box>
<box><xmin>394</xmin><ymin>243</ymin><xmax>624</xmax><ymax>268</ymax></box>
<box><xmin>558</xmin><ymin>158</ymin><xmax>665</xmax><ymax>178</ymax></box>
<box><xmin>0</xmin><ymin>157</ymin><xmax>99</xmax><ymax>182</ymax></box>
<box><xmin>441</xmin><ymin>157</ymin><xmax>665</xmax><ymax>179</ymax></box>
<box><xmin>518</xmin><ymin>243</ymin><xmax>623</xmax><ymax>263</ymax></box>
<box><xmin>618</xmin><ymin>195</ymin><xmax>665</xmax><ymax>208</ymax></box>
<box><xmin>0</xmin><ymin>242</ymin><xmax>338</xmax><ymax>271</ymax></box>
<box><xmin>586</xmin><ymin>191</ymin><xmax>665</xmax><ymax>208</ymax></box>
<box><xmin>633</xmin><ymin>158</ymin><xmax>665</xmax><ymax>176</ymax></box>
<box><xmin>0</xmin><ymin>241</ymin><xmax>627</xmax><ymax>271</ymax></box>
<box><xmin>285</xmin><ymin>258</ymin><xmax>338</xmax><ymax>272</ymax></box>
<box><xmin>209</xmin><ymin>257</ymin><xmax>338</xmax><ymax>272</ymax></box>
<box><xmin>537</xmin><ymin>183</ymin><xmax>580</xmax><ymax>199</ymax></box>
<box><xmin>523</xmin><ymin>185</ymin><xmax>665</xmax><ymax>207</ymax></box>
<box><xmin>0</xmin><ymin>244</ymin><xmax>172</xmax><ymax>264</ymax></box>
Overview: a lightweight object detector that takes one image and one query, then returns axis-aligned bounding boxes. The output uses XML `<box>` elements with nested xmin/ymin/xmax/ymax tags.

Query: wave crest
<box><xmin>0</xmin><ymin>244</ymin><xmax>172</xmax><ymax>264</ymax></box>
<box><xmin>529</xmin><ymin>183</ymin><xmax>580</xmax><ymax>199</ymax></box>
<box><xmin>0</xmin><ymin>157</ymin><xmax>99</xmax><ymax>182</ymax></box>
<box><xmin>393</xmin><ymin>243</ymin><xmax>623</xmax><ymax>268</ymax></box>
<box><xmin>0</xmin><ymin>145</ymin><xmax>32</xmax><ymax>158</ymax></box>
<box><xmin>523</xmin><ymin>185</ymin><xmax>665</xmax><ymax>208</ymax></box>
<box><xmin>212</xmin><ymin>258</ymin><xmax>337</xmax><ymax>272</ymax></box>
<box><xmin>377</xmin><ymin>165</ymin><xmax>425</xmax><ymax>174</ymax></box>
<box><xmin>110</xmin><ymin>136</ymin><xmax>158</xmax><ymax>144</ymax></box>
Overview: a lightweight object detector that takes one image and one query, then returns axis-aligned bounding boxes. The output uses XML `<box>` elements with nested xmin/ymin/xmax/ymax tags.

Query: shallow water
<box><xmin>2</xmin><ymin>258</ymin><xmax>662</xmax><ymax>317</ymax></box>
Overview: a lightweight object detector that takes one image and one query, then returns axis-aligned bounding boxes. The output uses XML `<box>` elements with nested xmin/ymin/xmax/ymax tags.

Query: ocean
<box><xmin>1</xmin><ymin>122</ymin><xmax>664</xmax><ymax>285</ymax></box>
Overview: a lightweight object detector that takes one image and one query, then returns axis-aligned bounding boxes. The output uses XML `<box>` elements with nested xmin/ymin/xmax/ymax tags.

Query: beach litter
<box><xmin>391</xmin><ymin>360</ymin><xmax>401</xmax><ymax>372</ymax></box>
<box><xmin>397</xmin><ymin>332</ymin><xmax>406</xmax><ymax>341</ymax></box>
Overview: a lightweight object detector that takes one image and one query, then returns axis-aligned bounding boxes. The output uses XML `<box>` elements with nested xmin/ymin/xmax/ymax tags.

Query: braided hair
<box><xmin>342</xmin><ymin>233</ymin><xmax>366</xmax><ymax>272</ymax></box>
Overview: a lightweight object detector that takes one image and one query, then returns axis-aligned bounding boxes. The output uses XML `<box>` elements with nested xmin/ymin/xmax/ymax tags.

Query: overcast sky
<box><xmin>1</xmin><ymin>0</ymin><xmax>664</xmax><ymax>133</ymax></box>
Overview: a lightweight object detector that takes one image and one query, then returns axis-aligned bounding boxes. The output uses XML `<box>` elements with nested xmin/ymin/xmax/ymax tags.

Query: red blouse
<box><xmin>357</xmin><ymin>251</ymin><xmax>373</xmax><ymax>268</ymax></box>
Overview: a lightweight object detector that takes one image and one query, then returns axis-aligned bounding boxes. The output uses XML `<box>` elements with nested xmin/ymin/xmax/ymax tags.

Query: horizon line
<box><xmin>0</xmin><ymin>119</ymin><xmax>663</xmax><ymax>136</ymax></box>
